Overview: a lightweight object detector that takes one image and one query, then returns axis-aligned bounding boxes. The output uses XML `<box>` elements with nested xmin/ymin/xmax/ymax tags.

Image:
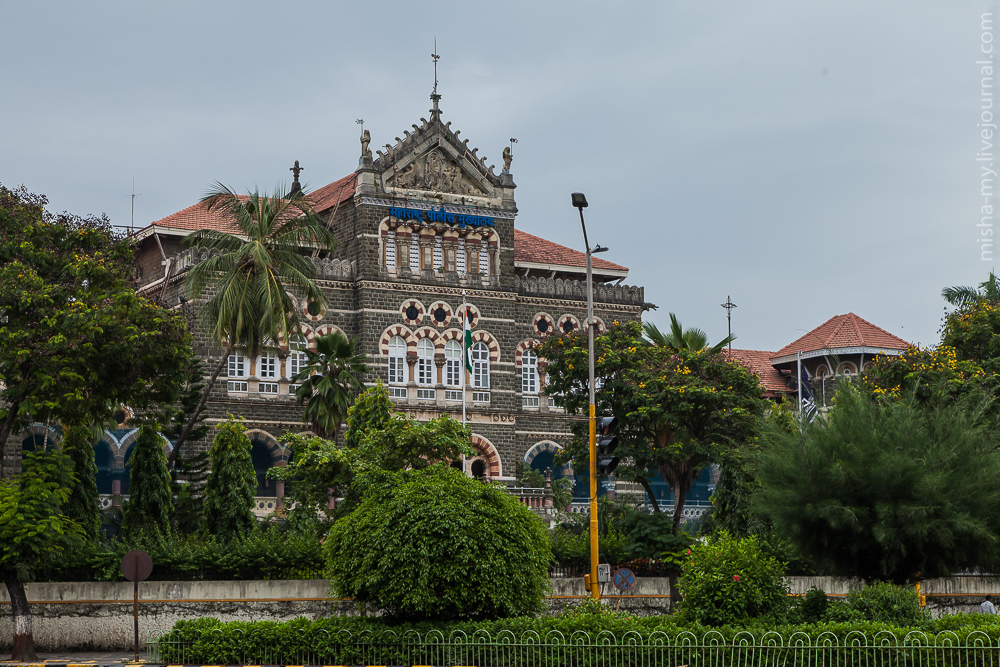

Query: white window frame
<box><xmin>228</xmin><ymin>353</ymin><xmax>247</xmax><ymax>378</ymax></box>
<box><xmin>471</xmin><ymin>341</ymin><xmax>490</xmax><ymax>389</ymax></box>
<box><xmin>522</xmin><ymin>350</ymin><xmax>538</xmax><ymax>395</ymax></box>
<box><xmin>416</xmin><ymin>338</ymin><xmax>435</xmax><ymax>386</ymax></box>
<box><xmin>287</xmin><ymin>335</ymin><xmax>308</xmax><ymax>380</ymax></box>
<box><xmin>456</xmin><ymin>238</ymin><xmax>467</xmax><ymax>275</ymax></box>
<box><xmin>444</xmin><ymin>340</ymin><xmax>462</xmax><ymax>387</ymax></box>
<box><xmin>387</xmin><ymin>336</ymin><xmax>407</xmax><ymax>385</ymax></box>
<box><xmin>257</xmin><ymin>351</ymin><xmax>278</xmax><ymax>380</ymax></box>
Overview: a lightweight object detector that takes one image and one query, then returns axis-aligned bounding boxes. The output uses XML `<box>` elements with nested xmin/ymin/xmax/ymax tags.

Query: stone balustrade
<box><xmin>514</xmin><ymin>275</ymin><xmax>645</xmax><ymax>306</ymax></box>
<box><xmin>170</xmin><ymin>248</ymin><xmax>355</xmax><ymax>281</ymax></box>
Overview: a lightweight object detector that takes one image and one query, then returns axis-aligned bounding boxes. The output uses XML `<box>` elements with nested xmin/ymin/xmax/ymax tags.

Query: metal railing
<box><xmin>147</xmin><ymin>628</ymin><xmax>1000</xmax><ymax>666</ymax></box>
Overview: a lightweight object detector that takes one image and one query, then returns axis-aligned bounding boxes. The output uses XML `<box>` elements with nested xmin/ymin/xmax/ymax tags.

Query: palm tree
<box><xmin>643</xmin><ymin>313</ymin><xmax>734</xmax><ymax>354</ymax></box>
<box><xmin>942</xmin><ymin>271</ymin><xmax>1000</xmax><ymax>307</ymax></box>
<box><xmin>293</xmin><ymin>331</ymin><xmax>370</xmax><ymax>440</ymax></box>
<box><xmin>170</xmin><ymin>183</ymin><xmax>338</xmax><ymax>467</ymax></box>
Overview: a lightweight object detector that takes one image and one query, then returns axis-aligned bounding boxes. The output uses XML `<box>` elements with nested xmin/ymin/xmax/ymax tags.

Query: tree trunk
<box><xmin>0</xmin><ymin>398</ymin><xmax>23</xmax><ymax>478</ymax></box>
<box><xmin>3</xmin><ymin>571</ymin><xmax>36</xmax><ymax>662</ymax></box>
<box><xmin>637</xmin><ymin>478</ymin><xmax>661</xmax><ymax>513</ymax></box>
<box><xmin>169</xmin><ymin>347</ymin><xmax>229</xmax><ymax>470</ymax></box>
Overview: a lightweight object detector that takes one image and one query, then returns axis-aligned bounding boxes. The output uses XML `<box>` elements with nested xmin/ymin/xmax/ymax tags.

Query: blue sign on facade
<box><xmin>389</xmin><ymin>206</ymin><xmax>494</xmax><ymax>229</ymax></box>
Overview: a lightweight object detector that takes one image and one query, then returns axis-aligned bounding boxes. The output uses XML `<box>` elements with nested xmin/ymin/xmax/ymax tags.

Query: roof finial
<box><xmin>289</xmin><ymin>160</ymin><xmax>303</xmax><ymax>197</ymax></box>
<box><xmin>430</xmin><ymin>40</ymin><xmax>442</xmax><ymax>120</ymax></box>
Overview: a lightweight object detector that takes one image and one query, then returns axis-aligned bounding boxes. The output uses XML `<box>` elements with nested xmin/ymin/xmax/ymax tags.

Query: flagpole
<box><xmin>461</xmin><ymin>290</ymin><xmax>467</xmax><ymax>474</ymax></box>
<box><xmin>797</xmin><ymin>350</ymin><xmax>803</xmax><ymax>422</ymax></box>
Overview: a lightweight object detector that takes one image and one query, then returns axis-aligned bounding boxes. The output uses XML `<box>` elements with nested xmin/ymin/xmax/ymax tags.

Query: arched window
<box><xmin>471</xmin><ymin>341</ymin><xmax>490</xmax><ymax>389</ymax></box>
<box><xmin>416</xmin><ymin>338</ymin><xmax>435</xmax><ymax>386</ymax></box>
<box><xmin>522</xmin><ymin>350</ymin><xmax>538</xmax><ymax>394</ymax></box>
<box><xmin>287</xmin><ymin>334</ymin><xmax>308</xmax><ymax>381</ymax></box>
<box><xmin>94</xmin><ymin>440</ymin><xmax>113</xmax><ymax>495</ymax></box>
<box><xmin>410</xmin><ymin>237</ymin><xmax>421</xmax><ymax>272</ymax></box>
<box><xmin>444</xmin><ymin>340</ymin><xmax>462</xmax><ymax>387</ymax></box>
<box><xmin>478</xmin><ymin>247</ymin><xmax>490</xmax><ymax>275</ymax></box>
<box><xmin>384</xmin><ymin>230</ymin><xmax>397</xmax><ymax>269</ymax></box>
<box><xmin>387</xmin><ymin>336</ymin><xmax>407</xmax><ymax>385</ymax></box>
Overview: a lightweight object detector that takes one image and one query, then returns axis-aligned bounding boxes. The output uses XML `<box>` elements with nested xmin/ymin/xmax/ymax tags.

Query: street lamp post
<box><xmin>572</xmin><ymin>192</ymin><xmax>600</xmax><ymax>601</ymax></box>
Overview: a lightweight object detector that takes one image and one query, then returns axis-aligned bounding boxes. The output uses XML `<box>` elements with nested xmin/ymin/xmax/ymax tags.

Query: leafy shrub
<box><xmin>622</xmin><ymin>511</ymin><xmax>692</xmax><ymax>559</ymax></box>
<box><xmin>800</xmin><ymin>587</ymin><xmax>829</xmax><ymax>624</ymax></box>
<box><xmin>35</xmin><ymin>526</ymin><xmax>324</xmax><ymax>581</ymax></box>
<box><xmin>844</xmin><ymin>581</ymin><xmax>929</xmax><ymax>626</ymax></box>
<box><xmin>325</xmin><ymin>464</ymin><xmax>551</xmax><ymax>621</ymax></box>
<box><xmin>677</xmin><ymin>531</ymin><xmax>788</xmax><ymax>626</ymax></box>
<box><xmin>203</xmin><ymin>416</ymin><xmax>256</xmax><ymax>540</ymax></box>
<box><xmin>550</xmin><ymin>525</ymin><xmax>633</xmax><ymax>573</ymax></box>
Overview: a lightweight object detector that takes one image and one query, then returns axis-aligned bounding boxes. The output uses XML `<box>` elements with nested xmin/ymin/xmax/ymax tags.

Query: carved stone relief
<box><xmin>387</xmin><ymin>148</ymin><xmax>485</xmax><ymax>196</ymax></box>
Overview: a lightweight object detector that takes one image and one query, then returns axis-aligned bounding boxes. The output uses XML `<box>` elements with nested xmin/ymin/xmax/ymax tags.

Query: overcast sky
<box><xmin>2</xmin><ymin>1</ymin><xmax>994</xmax><ymax>351</ymax></box>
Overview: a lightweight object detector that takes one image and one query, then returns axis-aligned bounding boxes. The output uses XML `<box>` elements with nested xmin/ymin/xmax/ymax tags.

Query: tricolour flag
<box><xmin>799</xmin><ymin>363</ymin><xmax>818</xmax><ymax>422</ymax></box>
<box><xmin>463</xmin><ymin>307</ymin><xmax>474</xmax><ymax>374</ymax></box>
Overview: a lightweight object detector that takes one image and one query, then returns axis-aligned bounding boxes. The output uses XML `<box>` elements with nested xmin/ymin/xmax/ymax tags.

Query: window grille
<box><xmin>410</xmin><ymin>239</ymin><xmax>421</xmax><ymax>272</ymax></box>
<box><xmin>416</xmin><ymin>338</ymin><xmax>434</xmax><ymax>385</ymax></box>
<box><xmin>444</xmin><ymin>340</ymin><xmax>462</xmax><ymax>387</ymax></box>
<box><xmin>456</xmin><ymin>239</ymin><xmax>467</xmax><ymax>274</ymax></box>
<box><xmin>478</xmin><ymin>248</ymin><xmax>489</xmax><ymax>275</ymax></box>
<box><xmin>257</xmin><ymin>352</ymin><xmax>278</xmax><ymax>379</ymax></box>
<box><xmin>387</xmin><ymin>336</ymin><xmax>406</xmax><ymax>385</ymax></box>
<box><xmin>471</xmin><ymin>342</ymin><xmax>490</xmax><ymax>389</ymax></box>
<box><xmin>433</xmin><ymin>235</ymin><xmax>443</xmax><ymax>270</ymax></box>
<box><xmin>522</xmin><ymin>350</ymin><xmax>538</xmax><ymax>395</ymax></box>
<box><xmin>384</xmin><ymin>230</ymin><xmax>397</xmax><ymax>269</ymax></box>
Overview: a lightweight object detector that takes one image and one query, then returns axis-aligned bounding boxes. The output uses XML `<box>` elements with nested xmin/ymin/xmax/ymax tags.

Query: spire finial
<box><xmin>430</xmin><ymin>40</ymin><xmax>442</xmax><ymax>120</ymax></box>
<box><xmin>289</xmin><ymin>160</ymin><xmax>303</xmax><ymax>197</ymax></box>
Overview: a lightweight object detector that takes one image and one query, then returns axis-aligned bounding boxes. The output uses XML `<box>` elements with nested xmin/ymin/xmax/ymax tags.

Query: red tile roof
<box><xmin>514</xmin><ymin>229</ymin><xmax>628</xmax><ymax>273</ymax></box>
<box><xmin>145</xmin><ymin>174</ymin><xmax>357</xmax><ymax>233</ymax></box>
<box><xmin>771</xmin><ymin>313</ymin><xmax>909</xmax><ymax>361</ymax></box>
<box><xmin>725</xmin><ymin>348</ymin><xmax>791</xmax><ymax>395</ymax></box>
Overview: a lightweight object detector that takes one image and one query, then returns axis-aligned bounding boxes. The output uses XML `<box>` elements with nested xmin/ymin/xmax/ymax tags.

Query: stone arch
<box><xmin>20</xmin><ymin>423</ymin><xmax>62</xmax><ymax>451</ymax></box>
<box><xmin>523</xmin><ymin>440</ymin><xmax>574</xmax><ymax>479</ymax></box>
<box><xmin>557</xmin><ymin>314</ymin><xmax>582</xmax><ymax>335</ymax></box>
<box><xmin>469</xmin><ymin>433</ymin><xmax>502</xmax><ymax>479</ymax></box>
<box><xmin>314</xmin><ymin>323</ymin><xmax>345</xmax><ymax>340</ymax></box>
<box><xmin>439</xmin><ymin>327</ymin><xmax>464</xmax><ymax>345</ymax></box>
<box><xmin>277</xmin><ymin>323</ymin><xmax>316</xmax><ymax>351</ymax></box>
<box><xmin>469</xmin><ymin>329</ymin><xmax>500</xmax><ymax>363</ymax></box>
<box><xmin>427</xmin><ymin>301</ymin><xmax>454</xmax><ymax>328</ymax></box>
<box><xmin>514</xmin><ymin>339</ymin><xmax>542</xmax><ymax>367</ymax></box>
<box><xmin>245</xmin><ymin>428</ymin><xmax>287</xmax><ymax>464</ymax></box>
<box><xmin>837</xmin><ymin>361</ymin><xmax>858</xmax><ymax>376</ymax></box>
<box><xmin>533</xmin><ymin>312</ymin><xmax>555</xmax><ymax>337</ymax></box>
<box><xmin>456</xmin><ymin>303</ymin><xmax>480</xmax><ymax>329</ymax></box>
<box><xmin>113</xmin><ymin>428</ymin><xmax>173</xmax><ymax>470</ymax></box>
<box><xmin>815</xmin><ymin>364</ymin><xmax>831</xmax><ymax>378</ymax></box>
<box><xmin>379</xmin><ymin>324</ymin><xmax>416</xmax><ymax>355</ymax></box>
<box><xmin>591</xmin><ymin>317</ymin><xmax>606</xmax><ymax>334</ymax></box>
<box><xmin>412</xmin><ymin>326</ymin><xmax>441</xmax><ymax>349</ymax></box>
<box><xmin>246</xmin><ymin>429</ymin><xmax>284</xmax><ymax>497</ymax></box>
<box><xmin>400</xmin><ymin>299</ymin><xmax>426</xmax><ymax>325</ymax></box>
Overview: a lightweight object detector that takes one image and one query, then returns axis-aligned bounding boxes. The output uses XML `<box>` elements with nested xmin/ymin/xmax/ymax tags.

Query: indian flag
<box><xmin>463</xmin><ymin>307</ymin><xmax>474</xmax><ymax>374</ymax></box>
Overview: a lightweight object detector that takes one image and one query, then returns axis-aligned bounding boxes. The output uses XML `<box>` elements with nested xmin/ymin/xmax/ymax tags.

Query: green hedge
<box><xmin>35</xmin><ymin>528</ymin><xmax>323</xmax><ymax>582</ymax></box>
<box><xmin>156</xmin><ymin>611</ymin><xmax>1000</xmax><ymax>666</ymax></box>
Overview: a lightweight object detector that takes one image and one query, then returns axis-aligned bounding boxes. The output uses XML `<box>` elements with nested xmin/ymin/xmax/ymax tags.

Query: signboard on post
<box><xmin>120</xmin><ymin>550</ymin><xmax>153</xmax><ymax>661</ymax></box>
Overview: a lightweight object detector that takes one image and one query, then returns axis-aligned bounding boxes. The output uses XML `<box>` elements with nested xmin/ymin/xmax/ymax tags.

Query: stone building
<box><xmin>6</xmin><ymin>91</ymin><xmax>650</xmax><ymax>511</ymax></box>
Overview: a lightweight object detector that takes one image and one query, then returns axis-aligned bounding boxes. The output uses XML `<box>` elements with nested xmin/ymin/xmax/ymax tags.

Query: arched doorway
<box><xmin>251</xmin><ymin>439</ymin><xmax>276</xmax><ymax>497</ymax></box>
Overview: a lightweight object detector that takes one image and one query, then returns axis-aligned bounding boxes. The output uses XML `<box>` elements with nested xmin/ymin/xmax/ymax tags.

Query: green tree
<box><xmin>172</xmin><ymin>184</ymin><xmax>338</xmax><ymax>466</ymax></box>
<box><xmin>324</xmin><ymin>464</ymin><xmax>551</xmax><ymax>621</ymax></box>
<box><xmin>293</xmin><ymin>331</ymin><xmax>369</xmax><ymax>440</ymax></box>
<box><xmin>942</xmin><ymin>271</ymin><xmax>1000</xmax><ymax>307</ymax></box>
<box><xmin>59</xmin><ymin>424</ymin><xmax>101</xmax><ymax>540</ymax></box>
<box><xmin>643</xmin><ymin>312</ymin><xmax>734</xmax><ymax>353</ymax></box>
<box><xmin>540</xmin><ymin>321</ymin><xmax>765</xmax><ymax>531</ymax></box>
<box><xmin>677</xmin><ymin>531</ymin><xmax>788</xmax><ymax>627</ymax></box>
<box><xmin>203</xmin><ymin>417</ymin><xmax>256</xmax><ymax>540</ymax></box>
<box><xmin>0</xmin><ymin>185</ymin><xmax>192</xmax><ymax>475</ymax></box>
<box><xmin>161</xmin><ymin>357</ymin><xmax>211</xmax><ymax>534</ymax></box>
<box><xmin>121</xmin><ymin>425</ymin><xmax>172</xmax><ymax>539</ymax></box>
<box><xmin>0</xmin><ymin>450</ymin><xmax>85</xmax><ymax>661</ymax></box>
<box><xmin>754</xmin><ymin>382</ymin><xmax>1000</xmax><ymax>584</ymax></box>
<box><xmin>860</xmin><ymin>345</ymin><xmax>989</xmax><ymax>407</ymax></box>
<box><xmin>343</xmin><ymin>382</ymin><xmax>392</xmax><ymax>449</ymax></box>
<box><xmin>942</xmin><ymin>301</ymin><xmax>1000</xmax><ymax>376</ymax></box>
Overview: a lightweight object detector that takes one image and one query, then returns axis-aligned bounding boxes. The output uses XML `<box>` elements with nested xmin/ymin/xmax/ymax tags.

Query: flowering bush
<box><xmin>676</xmin><ymin>531</ymin><xmax>788</xmax><ymax>626</ymax></box>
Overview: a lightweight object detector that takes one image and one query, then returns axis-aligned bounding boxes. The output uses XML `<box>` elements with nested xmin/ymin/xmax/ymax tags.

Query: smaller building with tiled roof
<box><xmin>514</xmin><ymin>229</ymin><xmax>628</xmax><ymax>283</ymax></box>
<box><xmin>724</xmin><ymin>348</ymin><xmax>791</xmax><ymax>398</ymax></box>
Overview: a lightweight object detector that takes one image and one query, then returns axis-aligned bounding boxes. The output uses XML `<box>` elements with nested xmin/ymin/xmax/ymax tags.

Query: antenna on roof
<box><xmin>430</xmin><ymin>40</ymin><xmax>442</xmax><ymax>121</ymax></box>
<box><xmin>130</xmin><ymin>178</ymin><xmax>141</xmax><ymax>234</ymax></box>
<box><xmin>721</xmin><ymin>295</ymin><xmax>737</xmax><ymax>356</ymax></box>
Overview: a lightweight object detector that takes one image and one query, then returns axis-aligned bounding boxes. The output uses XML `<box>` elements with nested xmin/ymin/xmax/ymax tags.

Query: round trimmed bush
<box><xmin>677</xmin><ymin>531</ymin><xmax>788</xmax><ymax>626</ymax></box>
<box><xmin>324</xmin><ymin>464</ymin><xmax>551</xmax><ymax>621</ymax></box>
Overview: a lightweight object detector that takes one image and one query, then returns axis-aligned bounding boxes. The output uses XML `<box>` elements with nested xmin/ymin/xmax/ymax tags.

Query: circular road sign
<box><xmin>120</xmin><ymin>550</ymin><xmax>153</xmax><ymax>582</ymax></box>
<box><xmin>613</xmin><ymin>567</ymin><xmax>636</xmax><ymax>592</ymax></box>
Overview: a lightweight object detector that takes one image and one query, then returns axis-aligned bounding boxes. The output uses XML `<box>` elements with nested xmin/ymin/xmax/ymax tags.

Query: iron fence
<box><xmin>147</xmin><ymin>628</ymin><xmax>1000</xmax><ymax>666</ymax></box>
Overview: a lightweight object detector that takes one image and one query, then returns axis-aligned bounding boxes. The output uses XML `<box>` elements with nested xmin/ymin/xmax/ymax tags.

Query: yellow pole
<box><xmin>589</xmin><ymin>403</ymin><xmax>599</xmax><ymax>600</ymax></box>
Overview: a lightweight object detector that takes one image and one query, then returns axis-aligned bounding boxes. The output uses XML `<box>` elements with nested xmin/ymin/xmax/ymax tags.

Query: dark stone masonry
<box><xmin>2</xmin><ymin>92</ymin><xmax>652</xmax><ymax>505</ymax></box>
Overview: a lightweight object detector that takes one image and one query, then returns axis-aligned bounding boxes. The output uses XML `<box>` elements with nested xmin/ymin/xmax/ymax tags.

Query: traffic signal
<box><xmin>596</xmin><ymin>416</ymin><xmax>619</xmax><ymax>475</ymax></box>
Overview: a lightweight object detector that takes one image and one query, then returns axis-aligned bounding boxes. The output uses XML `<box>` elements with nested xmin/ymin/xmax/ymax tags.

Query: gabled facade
<box><xmin>80</xmin><ymin>90</ymin><xmax>651</xmax><ymax>510</ymax></box>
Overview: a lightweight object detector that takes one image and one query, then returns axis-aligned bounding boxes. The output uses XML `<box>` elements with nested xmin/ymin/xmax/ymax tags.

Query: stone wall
<box><xmin>3</xmin><ymin>576</ymin><xmax>997</xmax><ymax>650</ymax></box>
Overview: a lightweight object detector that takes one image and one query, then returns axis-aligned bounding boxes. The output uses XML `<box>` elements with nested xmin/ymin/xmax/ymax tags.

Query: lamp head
<box><xmin>571</xmin><ymin>192</ymin><xmax>588</xmax><ymax>209</ymax></box>
<box><xmin>593</xmin><ymin>244</ymin><xmax>609</xmax><ymax>254</ymax></box>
